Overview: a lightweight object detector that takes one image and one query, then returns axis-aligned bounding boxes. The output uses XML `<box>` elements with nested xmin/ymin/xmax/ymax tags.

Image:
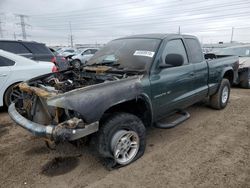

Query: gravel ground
<box><xmin>0</xmin><ymin>88</ymin><xmax>249</xmax><ymax>188</ymax></box>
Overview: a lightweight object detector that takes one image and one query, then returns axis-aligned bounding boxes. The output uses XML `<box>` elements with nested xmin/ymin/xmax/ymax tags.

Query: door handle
<box><xmin>0</xmin><ymin>74</ymin><xmax>7</xmax><ymax>77</ymax></box>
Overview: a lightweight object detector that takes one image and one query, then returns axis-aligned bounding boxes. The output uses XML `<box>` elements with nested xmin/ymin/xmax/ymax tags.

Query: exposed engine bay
<box><xmin>28</xmin><ymin>66</ymin><xmax>136</xmax><ymax>93</ymax></box>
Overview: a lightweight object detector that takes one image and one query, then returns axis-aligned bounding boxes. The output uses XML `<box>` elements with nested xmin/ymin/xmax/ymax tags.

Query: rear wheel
<box><xmin>4</xmin><ymin>84</ymin><xmax>22</xmax><ymax>107</ymax></box>
<box><xmin>209</xmin><ymin>79</ymin><xmax>230</xmax><ymax>109</ymax></box>
<box><xmin>95</xmin><ymin>113</ymin><xmax>146</xmax><ymax>168</ymax></box>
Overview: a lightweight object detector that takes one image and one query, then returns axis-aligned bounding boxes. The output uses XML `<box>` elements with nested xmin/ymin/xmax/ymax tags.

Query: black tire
<box><xmin>71</xmin><ymin>60</ymin><xmax>81</xmax><ymax>69</ymax></box>
<box><xmin>94</xmin><ymin>113</ymin><xmax>146</xmax><ymax>168</ymax></box>
<box><xmin>4</xmin><ymin>83</ymin><xmax>22</xmax><ymax>107</ymax></box>
<box><xmin>209</xmin><ymin>78</ymin><xmax>230</xmax><ymax>109</ymax></box>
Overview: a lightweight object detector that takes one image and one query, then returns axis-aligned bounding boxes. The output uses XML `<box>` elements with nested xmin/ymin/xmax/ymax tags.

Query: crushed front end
<box><xmin>8</xmin><ymin>67</ymin><xmax>142</xmax><ymax>142</ymax></box>
<box><xmin>8</xmin><ymin>80</ymin><xmax>99</xmax><ymax>142</ymax></box>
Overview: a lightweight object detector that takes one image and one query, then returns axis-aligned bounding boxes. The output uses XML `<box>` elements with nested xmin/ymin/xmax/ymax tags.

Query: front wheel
<box><xmin>4</xmin><ymin>84</ymin><xmax>22</xmax><ymax>107</ymax></box>
<box><xmin>95</xmin><ymin>113</ymin><xmax>146</xmax><ymax>168</ymax></box>
<box><xmin>71</xmin><ymin>60</ymin><xmax>81</xmax><ymax>69</ymax></box>
<box><xmin>209</xmin><ymin>78</ymin><xmax>231</xmax><ymax>109</ymax></box>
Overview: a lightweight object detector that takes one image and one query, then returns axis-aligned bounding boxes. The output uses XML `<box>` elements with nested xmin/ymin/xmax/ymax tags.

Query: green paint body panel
<box><xmin>136</xmin><ymin>34</ymin><xmax>239</xmax><ymax>123</ymax></box>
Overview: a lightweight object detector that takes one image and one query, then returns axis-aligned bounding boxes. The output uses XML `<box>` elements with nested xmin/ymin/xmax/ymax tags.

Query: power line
<box><xmin>29</xmin><ymin>3</ymin><xmax>250</xmax><ymax>29</ymax></box>
<box><xmin>30</xmin><ymin>11</ymin><xmax>250</xmax><ymax>31</ymax></box>
<box><xmin>31</xmin><ymin>0</ymin><xmax>248</xmax><ymax>18</ymax></box>
<box><xmin>31</xmin><ymin>0</ymin><xmax>249</xmax><ymax>22</ymax></box>
<box><xmin>16</xmin><ymin>14</ymin><xmax>30</xmax><ymax>40</ymax></box>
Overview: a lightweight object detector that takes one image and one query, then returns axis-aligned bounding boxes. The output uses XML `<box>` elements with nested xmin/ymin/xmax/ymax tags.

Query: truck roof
<box><xmin>118</xmin><ymin>33</ymin><xmax>196</xmax><ymax>40</ymax></box>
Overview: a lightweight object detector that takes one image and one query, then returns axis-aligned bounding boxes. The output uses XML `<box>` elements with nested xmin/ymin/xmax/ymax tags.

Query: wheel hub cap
<box><xmin>222</xmin><ymin>86</ymin><xmax>229</xmax><ymax>104</ymax></box>
<box><xmin>111</xmin><ymin>130</ymin><xmax>139</xmax><ymax>165</ymax></box>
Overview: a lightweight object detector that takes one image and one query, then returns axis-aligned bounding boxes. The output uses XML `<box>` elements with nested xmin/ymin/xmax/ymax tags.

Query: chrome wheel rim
<box><xmin>10</xmin><ymin>88</ymin><xmax>23</xmax><ymax>104</ymax></box>
<box><xmin>222</xmin><ymin>86</ymin><xmax>229</xmax><ymax>104</ymax></box>
<box><xmin>111</xmin><ymin>130</ymin><xmax>139</xmax><ymax>165</ymax></box>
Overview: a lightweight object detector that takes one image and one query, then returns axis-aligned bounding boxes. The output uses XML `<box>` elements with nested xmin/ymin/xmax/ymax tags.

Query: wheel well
<box><xmin>3</xmin><ymin>82</ymin><xmax>21</xmax><ymax>106</ymax></box>
<box><xmin>100</xmin><ymin>98</ymin><xmax>152</xmax><ymax>127</ymax></box>
<box><xmin>223</xmin><ymin>70</ymin><xmax>234</xmax><ymax>85</ymax></box>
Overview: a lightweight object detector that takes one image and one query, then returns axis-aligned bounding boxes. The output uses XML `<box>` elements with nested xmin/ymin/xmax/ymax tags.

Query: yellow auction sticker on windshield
<box><xmin>133</xmin><ymin>50</ymin><xmax>155</xmax><ymax>58</ymax></box>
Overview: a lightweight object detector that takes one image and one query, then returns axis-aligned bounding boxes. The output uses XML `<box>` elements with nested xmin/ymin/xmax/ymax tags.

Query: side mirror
<box><xmin>159</xmin><ymin>54</ymin><xmax>184</xmax><ymax>68</ymax></box>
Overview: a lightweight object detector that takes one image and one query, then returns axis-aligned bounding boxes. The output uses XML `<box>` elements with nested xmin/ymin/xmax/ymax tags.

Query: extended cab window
<box><xmin>162</xmin><ymin>39</ymin><xmax>188</xmax><ymax>65</ymax></box>
<box><xmin>0</xmin><ymin>56</ymin><xmax>15</xmax><ymax>67</ymax></box>
<box><xmin>0</xmin><ymin>42</ymin><xmax>30</xmax><ymax>54</ymax></box>
<box><xmin>185</xmin><ymin>38</ymin><xmax>203</xmax><ymax>63</ymax></box>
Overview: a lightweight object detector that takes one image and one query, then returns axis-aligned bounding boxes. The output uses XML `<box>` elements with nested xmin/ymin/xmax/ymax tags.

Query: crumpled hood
<box><xmin>47</xmin><ymin>75</ymin><xmax>143</xmax><ymax>123</ymax></box>
<box><xmin>239</xmin><ymin>57</ymin><xmax>250</xmax><ymax>68</ymax></box>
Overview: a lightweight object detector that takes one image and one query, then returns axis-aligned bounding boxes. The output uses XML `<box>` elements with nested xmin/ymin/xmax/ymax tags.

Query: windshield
<box><xmin>87</xmin><ymin>38</ymin><xmax>161</xmax><ymax>70</ymax></box>
<box><xmin>216</xmin><ymin>46</ymin><xmax>250</xmax><ymax>57</ymax></box>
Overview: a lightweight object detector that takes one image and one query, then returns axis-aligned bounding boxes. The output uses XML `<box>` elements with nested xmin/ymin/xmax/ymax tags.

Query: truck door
<box><xmin>184</xmin><ymin>38</ymin><xmax>209</xmax><ymax>100</ymax></box>
<box><xmin>150</xmin><ymin>39</ymin><xmax>195</xmax><ymax>120</ymax></box>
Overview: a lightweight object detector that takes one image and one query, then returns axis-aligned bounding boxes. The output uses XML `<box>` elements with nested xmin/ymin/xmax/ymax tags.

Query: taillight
<box><xmin>52</xmin><ymin>65</ymin><xmax>58</xmax><ymax>72</ymax></box>
<box><xmin>51</xmin><ymin>56</ymin><xmax>57</xmax><ymax>64</ymax></box>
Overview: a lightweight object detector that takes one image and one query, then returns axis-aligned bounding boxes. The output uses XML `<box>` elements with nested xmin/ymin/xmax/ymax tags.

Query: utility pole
<box><xmin>178</xmin><ymin>26</ymin><xmax>181</xmax><ymax>34</ymax></box>
<box><xmin>0</xmin><ymin>13</ymin><xmax>5</xmax><ymax>38</ymax></box>
<box><xmin>69</xmin><ymin>22</ymin><xmax>73</xmax><ymax>47</ymax></box>
<box><xmin>16</xmin><ymin>14</ymin><xmax>30</xmax><ymax>40</ymax></box>
<box><xmin>230</xmin><ymin>27</ymin><xmax>234</xmax><ymax>43</ymax></box>
<box><xmin>13</xmin><ymin>32</ymin><xmax>17</xmax><ymax>40</ymax></box>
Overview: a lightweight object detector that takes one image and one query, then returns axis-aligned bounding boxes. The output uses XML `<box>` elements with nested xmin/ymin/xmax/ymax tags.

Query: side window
<box><xmin>0</xmin><ymin>56</ymin><xmax>15</xmax><ymax>67</ymax></box>
<box><xmin>162</xmin><ymin>39</ymin><xmax>188</xmax><ymax>65</ymax></box>
<box><xmin>24</xmin><ymin>43</ymin><xmax>52</xmax><ymax>55</ymax></box>
<box><xmin>185</xmin><ymin>38</ymin><xmax>204</xmax><ymax>63</ymax></box>
<box><xmin>83</xmin><ymin>50</ymin><xmax>91</xmax><ymax>55</ymax></box>
<box><xmin>90</xmin><ymin>49</ymin><xmax>98</xmax><ymax>54</ymax></box>
<box><xmin>0</xmin><ymin>42</ymin><xmax>30</xmax><ymax>54</ymax></box>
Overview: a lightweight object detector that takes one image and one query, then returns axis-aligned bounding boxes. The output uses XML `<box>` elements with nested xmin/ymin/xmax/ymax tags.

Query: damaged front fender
<box><xmin>47</xmin><ymin>76</ymin><xmax>143</xmax><ymax>123</ymax></box>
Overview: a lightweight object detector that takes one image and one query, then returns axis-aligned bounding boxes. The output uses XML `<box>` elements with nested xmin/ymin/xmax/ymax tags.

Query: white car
<box><xmin>58</xmin><ymin>48</ymin><xmax>77</xmax><ymax>58</ymax></box>
<box><xmin>0</xmin><ymin>50</ymin><xmax>56</xmax><ymax>107</ymax></box>
<box><xmin>71</xmin><ymin>48</ymin><xmax>99</xmax><ymax>68</ymax></box>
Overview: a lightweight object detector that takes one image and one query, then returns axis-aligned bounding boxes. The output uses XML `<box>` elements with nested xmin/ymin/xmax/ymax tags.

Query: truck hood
<box><xmin>46</xmin><ymin>75</ymin><xmax>143</xmax><ymax>123</ymax></box>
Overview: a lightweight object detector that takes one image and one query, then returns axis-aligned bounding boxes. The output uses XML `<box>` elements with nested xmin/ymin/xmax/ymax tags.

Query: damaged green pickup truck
<box><xmin>9</xmin><ymin>34</ymin><xmax>239</xmax><ymax>167</ymax></box>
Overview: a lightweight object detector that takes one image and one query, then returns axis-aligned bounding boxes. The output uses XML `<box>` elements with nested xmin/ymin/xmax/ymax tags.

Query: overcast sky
<box><xmin>0</xmin><ymin>0</ymin><xmax>250</xmax><ymax>46</ymax></box>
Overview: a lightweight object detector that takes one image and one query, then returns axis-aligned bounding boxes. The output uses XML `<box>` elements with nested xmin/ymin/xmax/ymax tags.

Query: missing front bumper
<box><xmin>8</xmin><ymin>103</ymin><xmax>99</xmax><ymax>141</ymax></box>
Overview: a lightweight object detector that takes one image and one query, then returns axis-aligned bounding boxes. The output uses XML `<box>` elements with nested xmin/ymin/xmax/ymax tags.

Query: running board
<box><xmin>155</xmin><ymin>110</ymin><xmax>190</xmax><ymax>129</ymax></box>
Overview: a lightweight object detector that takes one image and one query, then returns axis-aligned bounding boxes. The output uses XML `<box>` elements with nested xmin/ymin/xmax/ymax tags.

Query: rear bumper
<box><xmin>8</xmin><ymin>103</ymin><xmax>99</xmax><ymax>141</ymax></box>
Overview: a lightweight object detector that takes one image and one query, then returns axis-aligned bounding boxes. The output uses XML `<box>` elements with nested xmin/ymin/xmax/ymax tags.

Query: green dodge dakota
<box><xmin>9</xmin><ymin>34</ymin><xmax>239</xmax><ymax>168</ymax></box>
